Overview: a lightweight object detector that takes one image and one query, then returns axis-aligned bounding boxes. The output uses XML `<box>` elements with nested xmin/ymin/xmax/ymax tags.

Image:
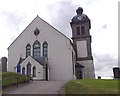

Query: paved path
<box><xmin>6</xmin><ymin>81</ymin><xmax>67</xmax><ymax>94</ymax></box>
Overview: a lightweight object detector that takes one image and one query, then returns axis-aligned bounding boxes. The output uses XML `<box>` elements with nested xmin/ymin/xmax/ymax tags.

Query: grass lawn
<box><xmin>0</xmin><ymin>72</ymin><xmax>30</xmax><ymax>88</ymax></box>
<box><xmin>65</xmin><ymin>79</ymin><xmax>119</xmax><ymax>94</ymax></box>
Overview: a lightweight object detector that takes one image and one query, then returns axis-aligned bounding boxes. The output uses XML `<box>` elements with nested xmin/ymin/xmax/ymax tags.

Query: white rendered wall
<box><xmin>8</xmin><ymin>16</ymin><xmax>75</xmax><ymax>81</ymax></box>
<box><xmin>77</xmin><ymin>60</ymin><xmax>95</xmax><ymax>78</ymax></box>
<box><xmin>19</xmin><ymin>56</ymin><xmax>44</xmax><ymax>80</ymax></box>
<box><xmin>77</xmin><ymin>41</ymin><xmax>87</xmax><ymax>57</ymax></box>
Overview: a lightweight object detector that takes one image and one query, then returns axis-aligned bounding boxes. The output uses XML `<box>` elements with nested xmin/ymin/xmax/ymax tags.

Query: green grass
<box><xmin>0</xmin><ymin>72</ymin><xmax>30</xmax><ymax>88</ymax></box>
<box><xmin>65</xmin><ymin>79</ymin><xmax>119</xmax><ymax>94</ymax></box>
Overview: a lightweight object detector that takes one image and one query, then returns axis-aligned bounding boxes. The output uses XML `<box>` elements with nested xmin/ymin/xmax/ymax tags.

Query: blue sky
<box><xmin>0</xmin><ymin>0</ymin><xmax>118</xmax><ymax>78</ymax></box>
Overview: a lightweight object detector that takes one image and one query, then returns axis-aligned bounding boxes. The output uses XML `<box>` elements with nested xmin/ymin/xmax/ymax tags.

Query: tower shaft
<box><xmin>71</xmin><ymin>7</ymin><xmax>95</xmax><ymax>79</ymax></box>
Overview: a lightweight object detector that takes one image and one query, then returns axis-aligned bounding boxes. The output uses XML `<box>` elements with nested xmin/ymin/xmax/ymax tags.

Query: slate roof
<box><xmin>72</xmin><ymin>14</ymin><xmax>90</xmax><ymax>23</ymax></box>
<box><xmin>75</xmin><ymin>62</ymin><xmax>84</xmax><ymax>68</ymax></box>
<box><xmin>17</xmin><ymin>55</ymin><xmax>47</xmax><ymax>66</ymax></box>
<box><xmin>34</xmin><ymin>56</ymin><xmax>47</xmax><ymax>65</ymax></box>
<box><xmin>18</xmin><ymin>57</ymin><xmax>25</xmax><ymax>65</ymax></box>
<box><xmin>71</xmin><ymin>7</ymin><xmax>90</xmax><ymax>23</ymax></box>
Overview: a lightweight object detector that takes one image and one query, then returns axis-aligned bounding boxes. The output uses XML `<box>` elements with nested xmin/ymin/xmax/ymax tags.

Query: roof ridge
<box><xmin>8</xmin><ymin>15</ymin><xmax>72</xmax><ymax>50</ymax></box>
<box><xmin>37</xmin><ymin>16</ymin><xmax>71</xmax><ymax>41</ymax></box>
<box><xmin>8</xmin><ymin>16</ymin><xmax>38</xmax><ymax>50</ymax></box>
<box><xmin>18</xmin><ymin>55</ymin><xmax>45</xmax><ymax>66</ymax></box>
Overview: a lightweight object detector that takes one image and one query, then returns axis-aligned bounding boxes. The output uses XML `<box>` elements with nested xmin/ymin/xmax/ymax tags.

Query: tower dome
<box><xmin>72</xmin><ymin>7</ymin><xmax>90</xmax><ymax>23</ymax></box>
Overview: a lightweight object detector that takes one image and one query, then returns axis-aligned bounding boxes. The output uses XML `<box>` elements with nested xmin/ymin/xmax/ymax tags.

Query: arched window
<box><xmin>33</xmin><ymin>66</ymin><xmax>36</xmax><ymax>77</ymax></box>
<box><xmin>26</xmin><ymin>44</ymin><xmax>31</xmax><ymax>57</ymax></box>
<box><xmin>33</xmin><ymin>40</ymin><xmax>40</xmax><ymax>58</ymax></box>
<box><xmin>76</xmin><ymin>27</ymin><xmax>80</xmax><ymax>36</ymax></box>
<box><xmin>43</xmin><ymin>41</ymin><xmax>48</xmax><ymax>57</ymax></box>
<box><xmin>22</xmin><ymin>67</ymin><xmax>25</xmax><ymax>75</ymax></box>
<box><xmin>81</xmin><ymin>26</ymin><xmax>85</xmax><ymax>35</ymax></box>
<box><xmin>27</xmin><ymin>62</ymin><xmax>31</xmax><ymax>76</ymax></box>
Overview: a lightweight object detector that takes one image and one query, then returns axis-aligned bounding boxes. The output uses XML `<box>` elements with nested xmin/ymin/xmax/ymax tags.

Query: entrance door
<box><xmin>45</xmin><ymin>64</ymin><xmax>48</xmax><ymax>81</ymax></box>
<box><xmin>75</xmin><ymin>67</ymin><xmax>83</xmax><ymax>79</ymax></box>
<box><xmin>17</xmin><ymin>64</ymin><xmax>21</xmax><ymax>74</ymax></box>
<box><xmin>78</xmin><ymin>69</ymin><xmax>83</xmax><ymax>79</ymax></box>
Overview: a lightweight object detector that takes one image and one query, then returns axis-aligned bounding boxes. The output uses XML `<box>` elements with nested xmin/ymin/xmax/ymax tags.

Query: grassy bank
<box><xmin>0</xmin><ymin>72</ymin><xmax>30</xmax><ymax>88</ymax></box>
<box><xmin>65</xmin><ymin>79</ymin><xmax>118</xmax><ymax>94</ymax></box>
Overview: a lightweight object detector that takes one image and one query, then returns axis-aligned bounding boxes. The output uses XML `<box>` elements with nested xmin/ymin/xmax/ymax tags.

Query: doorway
<box><xmin>45</xmin><ymin>64</ymin><xmax>48</xmax><ymax>81</ymax></box>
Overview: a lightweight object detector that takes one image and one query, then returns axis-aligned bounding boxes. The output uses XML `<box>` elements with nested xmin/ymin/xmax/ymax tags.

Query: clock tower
<box><xmin>70</xmin><ymin>7</ymin><xmax>95</xmax><ymax>78</ymax></box>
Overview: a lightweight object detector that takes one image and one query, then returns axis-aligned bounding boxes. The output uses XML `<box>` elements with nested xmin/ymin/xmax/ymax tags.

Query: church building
<box><xmin>8</xmin><ymin>7</ymin><xmax>95</xmax><ymax>81</ymax></box>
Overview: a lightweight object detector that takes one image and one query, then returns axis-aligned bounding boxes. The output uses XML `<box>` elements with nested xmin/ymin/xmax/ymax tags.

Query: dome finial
<box><xmin>76</xmin><ymin>7</ymin><xmax>83</xmax><ymax>15</ymax></box>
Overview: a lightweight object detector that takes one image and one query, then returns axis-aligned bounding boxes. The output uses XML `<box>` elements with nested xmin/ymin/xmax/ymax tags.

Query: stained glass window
<box><xmin>26</xmin><ymin>44</ymin><xmax>31</xmax><ymax>57</ymax></box>
<box><xmin>33</xmin><ymin>41</ymin><xmax>40</xmax><ymax>58</ymax></box>
<box><xmin>43</xmin><ymin>41</ymin><xmax>48</xmax><ymax>57</ymax></box>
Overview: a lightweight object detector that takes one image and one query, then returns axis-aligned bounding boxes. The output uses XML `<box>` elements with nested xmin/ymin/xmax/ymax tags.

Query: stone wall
<box><xmin>1</xmin><ymin>57</ymin><xmax>7</xmax><ymax>72</ymax></box>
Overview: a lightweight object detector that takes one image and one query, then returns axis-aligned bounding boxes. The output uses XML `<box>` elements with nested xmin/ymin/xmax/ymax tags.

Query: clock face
<box><xmin>77</xmin><ymin>16</ymin><xmax>82</xmax><ymax>20</ymax></box>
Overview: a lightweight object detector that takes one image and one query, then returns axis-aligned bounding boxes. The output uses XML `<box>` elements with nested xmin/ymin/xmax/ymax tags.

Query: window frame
<box><xmin>81</xmin><ymin>26</ymin><xmax>85</xmax><ymax>35</ymax></box>
<box><xmin>42</xmin><ymin>41</ymin><xmax>48</xmax><ymax>57</ymax></box>
<box><xmin>27</xmin><ymin>62</ymin><xmax>31</xmax><ymax>76</ymax></box>
<box><xmin>22</xmin><ymin>67</ymin><xmax>25</xmax><ymax>75</ymax></box>
<box><xmin>33</xmin><ymin>40</ymin><xmax>41</xmax><ymax>58</ymax></box>
<box><xmin>76</xmin><ymin>27</ymin><xmax>80</xmax><ymax>36</ymax></box>
<box><xmin>26</xmin><ymin>44</ymin><xmax>31</xmax><ymax>57</ymax></box>
<box><xmin>33</xmin><ymin>66</ymin><xmax>36</xmax><ymax>77</ymax></box>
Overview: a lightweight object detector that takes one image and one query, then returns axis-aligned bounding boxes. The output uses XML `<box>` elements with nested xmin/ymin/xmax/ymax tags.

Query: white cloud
<box><xmin>102</xmin><ymin>24</ymin><xmax>107</xmax><ymax>29</ymax></box>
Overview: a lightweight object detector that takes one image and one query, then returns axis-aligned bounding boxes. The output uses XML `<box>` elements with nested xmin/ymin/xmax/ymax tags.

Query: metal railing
<box><xmin>2</xmin><ymin>76</ymin><xmax>31</xmax><ymax>89</ymax></box>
